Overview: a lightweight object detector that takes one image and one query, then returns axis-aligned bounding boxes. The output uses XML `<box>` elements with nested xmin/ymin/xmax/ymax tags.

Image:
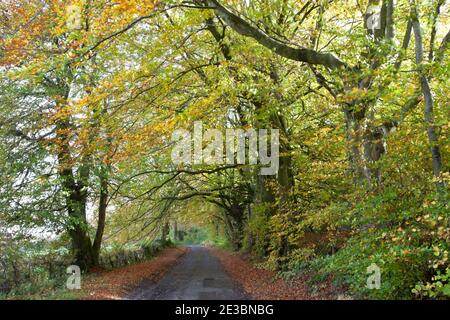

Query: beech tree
<box><xmin>0</xmin><ymin>0</ymin><xmax>448</xmax><ymax>298</ymax></box>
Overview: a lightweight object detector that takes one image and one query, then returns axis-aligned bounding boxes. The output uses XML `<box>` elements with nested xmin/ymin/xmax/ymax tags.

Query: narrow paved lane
<box><xmin>126</xmin><ymin>246</ymin><xmax>249</xmax><ymax>300</ymax></box>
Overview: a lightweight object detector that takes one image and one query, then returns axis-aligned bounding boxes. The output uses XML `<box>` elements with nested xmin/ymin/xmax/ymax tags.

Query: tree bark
<box><xmin>56</xmin><ymin>113</ymin><xmax>94</xmax><ymax>271</ymax></box>
<box><xmin>161</xmin><ymin>222</ymin><xmax>170</xmax><ymax>243</ymax></box>
<box><xmin>204</xmin><ymin>0</ymin><xmax>346</xmax><ymax>69</ymax></box>
<box><xmin>92</xmin><ymin>165</ymin><xmax>108</xmax><ymax>266</ymax></box>
<box><xmin>173</xmin><ymin>220</ymin><xmax>179</xmax><ymax>241</ymax></box>
<box><xmin>410</xmin><ymin>1</ymin><xmax>444</xmax><ymax>190</ymax></box>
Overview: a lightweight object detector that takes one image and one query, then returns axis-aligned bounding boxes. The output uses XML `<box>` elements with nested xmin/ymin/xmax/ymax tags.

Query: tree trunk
<box><xmin>410</xmin><ymin>2</ymin><xmax>444</xmax><ymax>191</ymax></box>
<box><xmin>173</xmin><ymin>220</ymin><xmax>179</xmax><ymax>242</ymax></box>
<box><xmin>92</xmin><ymin>165</ymin><xmax>108</xmax><ymax>267</ymax></box>
<box><xmin>56</xmin><ymin>115</ymin><xmax>94</xmax><ymax>271</ymax></box>
<box><xmin>161</xmin><ymin>222</ymin><xmax>170</xmax><ymax>244</ymax></box>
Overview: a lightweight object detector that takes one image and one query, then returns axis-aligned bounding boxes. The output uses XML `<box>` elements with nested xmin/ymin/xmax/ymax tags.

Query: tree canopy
<box><xmin>0</xmin><ymin>0</ymin><xmax>449</xmax><ymax>299</ymax></box>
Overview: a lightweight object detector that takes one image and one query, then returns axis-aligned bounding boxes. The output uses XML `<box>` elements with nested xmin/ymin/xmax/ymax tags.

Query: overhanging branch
<box><xmin>204</xmin><ymin>0</ymin><xmax>347</xmax><ymax>69</ymax></box>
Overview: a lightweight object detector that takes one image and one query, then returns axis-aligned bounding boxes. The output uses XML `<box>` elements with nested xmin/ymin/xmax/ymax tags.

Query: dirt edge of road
<box><xmin>80</xmin><ymin>246</ymin><xmax>188</xmax><ymax>300</ymax></box>
<box><xmin>208</xmin><ymin>247</ymin><xmax>349</xmax><ymax>300</ymax></box>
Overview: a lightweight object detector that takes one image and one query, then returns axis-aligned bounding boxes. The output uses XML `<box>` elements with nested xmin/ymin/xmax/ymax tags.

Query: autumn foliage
<box><xmin>0</xmin><ymin>0</ymin><xmax>449</xmax><ymax>299</ymax></box>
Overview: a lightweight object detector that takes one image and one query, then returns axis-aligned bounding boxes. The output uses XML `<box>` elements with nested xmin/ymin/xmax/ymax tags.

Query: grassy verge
<box><xmin>3</xmin><ymin>246</ymin><xmax>187</xmax><ymax>300</ymax></box>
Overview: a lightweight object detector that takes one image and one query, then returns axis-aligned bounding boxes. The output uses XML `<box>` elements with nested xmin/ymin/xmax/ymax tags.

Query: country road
<box><xmin>126</xmin><ymin>246</ymin><xmax>249</xmax><ymax>300</ymax></box>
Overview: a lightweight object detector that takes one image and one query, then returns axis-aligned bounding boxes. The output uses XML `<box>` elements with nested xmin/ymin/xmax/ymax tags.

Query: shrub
<box><xmin>412</xmin><ymin>267</ymin><xmax>450</xmax><ymax>299</ymax></box>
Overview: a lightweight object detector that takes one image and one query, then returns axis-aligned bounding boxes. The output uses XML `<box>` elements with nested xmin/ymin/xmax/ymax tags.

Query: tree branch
<box><xmin>204</xmin><ymin>0</ymin><xmax>346</xmax><ymax>69</ymax></box>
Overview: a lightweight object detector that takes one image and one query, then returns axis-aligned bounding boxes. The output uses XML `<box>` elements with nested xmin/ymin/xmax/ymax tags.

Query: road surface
<box><xmin>126</xmin><ymin>246</ymin><xmax>249</xmax><ymax>300</ymax></box>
